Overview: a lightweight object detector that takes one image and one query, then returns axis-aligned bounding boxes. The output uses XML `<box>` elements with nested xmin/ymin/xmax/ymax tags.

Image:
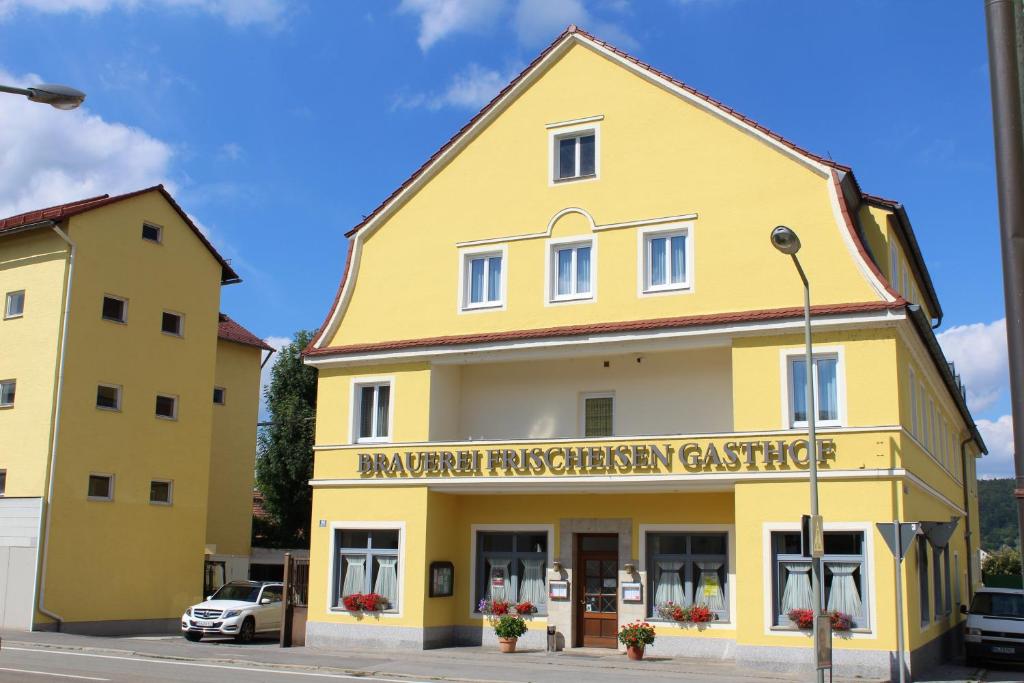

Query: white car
<box><xmin>964</xmin><ymin>587</ymin><xmax>1024</xmax><ymax>665</ymax></box>
<box><xmin>181</xmin><ymin>580</ymin><xmax>284</xmax><ymax>642</ymax></box>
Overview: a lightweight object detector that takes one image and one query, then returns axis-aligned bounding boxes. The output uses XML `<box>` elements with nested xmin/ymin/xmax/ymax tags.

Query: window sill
<box><xmin>87</xmin><ymin>497</ymin><xmax>113</xmax><ymax>502</ymax></box>
<box><xmin>161</xmin><ymin>331</ymin><xmax>184</xmax><ymax>338</ymax></box>
<box><xmin>155</xmin><ymin>415</ymin><xmax>178</xmax><ymax>421</ymax></box>
<box><xmin>462</xmin><ymin>302</ymin><xmax>504</xmax><ymax>312</ymax></box>
<box><xmin>549</xmin><ymin>295</ymin><xmax>594</xmax><ymax>305</ymax></box>
<box><xmin>356</xmin><ymin>438</ymin><xmax>392</xmax><ymax>445</ymax></box>
<box><xmin>642</xmin><ymin>284</ymin><xmax>692</xmax><ymax>296</ymax></box>
<box><xmin>2</xmin><ymin>314</ymin><xmax>23</xmax><ymax>320</ymax></box>
<box><xmin>101</xmin><ymin>318</ymin><xmax>127</xmax><ymax>325</ymax></box>
<box><xmin>0</xmin><ymin>404</ymin><xmax>13</xmax><ymax>410</ymax></box>
<box><xmin>770</xmin><ymin>625</ymin><xmax>870</xmax><ymax>634</ymax></box>
<box><xmin>96</xmin><ymin>406</ymin><xmax>121</xmax><ymax>413</ymax></box>
<box><xmin>552</xmin><ymin>174</ymin><xmax>597</xmax><ymax>184</ymax></box>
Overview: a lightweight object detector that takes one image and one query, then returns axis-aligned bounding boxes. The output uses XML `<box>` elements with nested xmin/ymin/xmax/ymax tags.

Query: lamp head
<box><xmin>770</xmin><ymin>225</ymin><xmax>801</xmax><ymax>255</ymax></box>
<box><xmin>27</xmin><ymin>84</ymin><xmax>86</xmax><ymax>110</ymax></box>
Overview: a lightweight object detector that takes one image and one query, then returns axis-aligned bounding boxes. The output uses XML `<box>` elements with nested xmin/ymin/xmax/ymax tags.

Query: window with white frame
<box><xmin>355</xmin><ymin>382</ymin><xmax>391</xmax><ymax>442</ymax></box>
<box><xmin>889</xmin><ymin>242</ymin><xmax>901</xmax><ymax>294</ymax></box>
<box><xmin>582</xmin><ymin>393</ymin><xmax>613</xmax><ymax>438</ymax></box>
<box><xmin>919</xmin><ymin>382</ymin><xmax>928</xmax><ymax>447</ymax></box>
<box><xmin>475</xmin><ymin>531</ymin><xmax>549</xmax><ymax>614</ymax></box>
<box><xmin>647</xmin><ymin>532</ymin><xmax>728</xmax><ymax>621</ymax></box>
<box><xmin>155</xmin><ymin>394</ymin><xmax>178</xmax><ymax>420</ymax></box>
<box><xmin>213</xmin><ymin>386</ymin><xmax>226</xmax><ymax>405</ymax></box>
<box><xmin>772</xmin><ymin>531</ymin><xmax>867</xmax><ymax>628</ymax></box>
<box><xmin>150</xmin><ymin>480</ymin><xmax>172</xmax><ymax>505</ymax></box>
<box><xmin>88</xmin><ymin>473</ymin><xmax>114</xmax><ymax>501</ymax></box>
<box><xmin>334</xmin><ymin>529</ymin><xmax>400</xmax><ymax>611</ymax></box>
<box><xmin>787</xmin><ymin>353</ymin><xmax>840</xmax><ymax>427</ymax></box>
<box><xmin>550</xmin><ymin>240</ymin><xmax>593</xmax><ymax>301</ymax></box>
<box><xmin>553</xmin><ymin>129</ymin><xmax>596</xmax><ymax>181</ymax></box>
<box><xmin>101</xmin><ymin>295</ymin><xmax>127</xmax><ymax>323</ymax></box>
<box><xmin>462</xmin><ymin>251</ymin><xmax>503</xmax><ymax>309</ymax></box>
<box><xmin>96</xmin><ymin>384</ymin><xmax>121</xmax><ymax>411</ymax></box>
<box><xmin>162</xmin><ymin>311</ymin><xmax>184</xmax><ymax>336</ymax></box>
<box><xmin>142</xmin><ymin>222</ymin><xmax>162</xmax><ymax>243</ymax></box>
<box><xmin>642</xmin><ymin>229</ymin><xmax>689</xmax><ymax>292</ymax></box>
<box><xmin>4</xmin><ymin>290</ymin><xmax>25</xmax><ymax>319</ymax></box>
<box><xmin>0</xmin><ymin>380</ymin><xmax>15</xmax><ymax>407</ymax></box>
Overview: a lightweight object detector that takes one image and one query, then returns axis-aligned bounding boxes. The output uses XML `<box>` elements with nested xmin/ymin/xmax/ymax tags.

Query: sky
<box><xmin>0</xmin><ymin>0</ymin><xmax>1014</xmax><ymax>475</ymax></box>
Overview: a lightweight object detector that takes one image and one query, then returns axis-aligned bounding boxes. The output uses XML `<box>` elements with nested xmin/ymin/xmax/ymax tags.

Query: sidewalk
<box><xmin>0</xmin><ymin>630</ymin><xmax>894</xmax><ymax>682</ymax></box>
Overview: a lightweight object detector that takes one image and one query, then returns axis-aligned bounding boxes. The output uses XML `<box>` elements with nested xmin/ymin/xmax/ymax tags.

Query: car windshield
<box><xmin>971</xmin><ymin>592</ymin><xmax>1024</xmax><ymax>618</ymax></box>
<box><xmin>210</xmin><ymin>584</ymin><xmax>261</xmax><ymax>602</ymax></box>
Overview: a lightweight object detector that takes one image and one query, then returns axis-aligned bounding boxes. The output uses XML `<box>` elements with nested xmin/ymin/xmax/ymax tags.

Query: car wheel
<box><xmin>235</xmin><ymin>617</ymin><xmax>255</xmax><ymax>643</ymax></box>
<box><xmin>184</xmin><ymin>631</ymin><xmax>202</xmax><ymax>642</ymax></box>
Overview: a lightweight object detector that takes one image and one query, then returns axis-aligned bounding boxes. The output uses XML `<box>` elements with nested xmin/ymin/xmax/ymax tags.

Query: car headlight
<box><xmin>966</xmin><ymin>627</ymin><xmax>982</xmax><ymax>636</ymax></box>
<box><xmin>223</xmin><ymin>609</ymin><xmax>242</xmax><ymax>618</ymax></box>
<box><xmin>185</xmin><ymin>608</ymin><xmax>192</xmax><ymax>617</ymax></box>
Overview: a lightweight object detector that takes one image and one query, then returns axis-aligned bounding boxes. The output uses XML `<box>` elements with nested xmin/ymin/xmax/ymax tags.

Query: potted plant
<box><xmin>493</xmin><ymin>614</ymin><xmax>528</xmax><ymax>653</ymax></box>
<box><xmin>618</xmin><ymin>621</ymin><xmax>656</xmax><ymax>660</ymax></box>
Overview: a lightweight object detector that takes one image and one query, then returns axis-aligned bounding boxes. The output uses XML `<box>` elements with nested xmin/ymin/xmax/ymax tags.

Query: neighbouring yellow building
<box><xmin>302</xmin><ymin>26</ymin><xmax>985</xmax><ymax>680</ymax></box>
<box><xmin>0</xmin><ymin>186</ymin><xmax>271</xmax><ymax>634</ymax></box>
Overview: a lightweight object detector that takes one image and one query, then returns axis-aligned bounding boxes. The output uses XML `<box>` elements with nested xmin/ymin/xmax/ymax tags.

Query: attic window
<box><xmin>142</xmin><ymin>223</ymin><xmax>162</xmax><ymax>243</ymax></box>
<box><xmin>549</xmin><ymin>123</ymin><xmax>600</xmax><ymax>184</ymax></box>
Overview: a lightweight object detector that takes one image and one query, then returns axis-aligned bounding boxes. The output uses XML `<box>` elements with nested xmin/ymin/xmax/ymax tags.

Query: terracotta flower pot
<box><xmin>627</xmin><ymin>645</ymin><xmax>645</xmax><ymax>660</ymax></box>
<box><xmin>498</xmin><ymin>636</ymin><xmax>518</xmax><ymax>653</ymax></box>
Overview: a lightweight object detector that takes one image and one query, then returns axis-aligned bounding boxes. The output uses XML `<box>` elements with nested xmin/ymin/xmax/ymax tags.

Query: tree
<box><xmin>255</xmin><ymin>330</ymin><xmax>318</xmax><ymax>547</ymax></box>
<box><xmin>983</xmin><ymin>546</ymin><xmax>1022</xmax><ymax>577</ymax></box>
<box><xmin>979</xmin><ymin>478</ymin><xmax>1020</xmax><ymax>550</ymax></box>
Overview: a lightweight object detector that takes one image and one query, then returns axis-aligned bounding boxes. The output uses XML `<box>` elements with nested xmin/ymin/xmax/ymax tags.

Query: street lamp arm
<box><xmin>0</xmin><ymin>84</ymin><xmax>32</xmax><ymax>97</ymax></box>
<box><xmin>0</xmin><ymin>82</ymin><xmax>86</xmax><ymax>110</ymax></box>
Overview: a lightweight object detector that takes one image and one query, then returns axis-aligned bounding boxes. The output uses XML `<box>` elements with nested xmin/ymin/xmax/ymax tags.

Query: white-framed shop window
<box><xmin>547</xmin><ymin>237</ymin><xmax>594</xmax><ymax>303</ymax></box>
<box><xmin>352</xmin><ymin>379</ymin><xmax>393</xmax><ymax>444</ymax></box>
<box><xmin>469</xmin><ymin>524</ymin><xmax>553</xmax><ymax>619</ymax></box>
<box><xmin>549</xmin><ymin>123</ymin><xmax>599</xmax><ymax>184</ymax></box>
<box><xmin>329</xmin><ymin>521</ymin><xmax>405</xmax><ymax>617</ymax></box>
<box><xmin>780</xmin><ymin>347</ymin><xmax>845</xmax><ymax>428</ymax></box>
<box><xmin>459</xmin><ymin>245</ymin><xmax>506</xmax><ymax>311</ymax></box>
<box><xmin>580</xmin><ymin>392</ymin><xmax>614</xmax><ymax>438</ymax></box>
<box><xmin>639</xmin><ymin>226</ymin><xmax>692</xmax><ymax>294</ymax></box>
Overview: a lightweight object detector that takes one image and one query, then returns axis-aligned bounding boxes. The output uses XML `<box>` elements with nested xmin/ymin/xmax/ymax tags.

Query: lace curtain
<box><xmin>342</xmin><ymin>556</ymin><xmax>366</xmax><ymax>597</ymax></box>
<box><xmin>780</xmin><ymin>562</ymin><xmax>813</xmax><ymax>613</ymax></box>
<box><xmin>486</xmin><ymin>558</ymin><xmax>515</xmax><ymax>602</ymax></box>
<box><xmin>654</xmin><ymin>561</ymin><xmax>688</xmax><ymax>606</ymax></box>
<box><xmin>519</xmin><ymin>559</ymin><xmax>546</xmax><ymax>609</ymax></box>
<box><xmin>373</xmin><ymin>557</ymin><xmax>399</xmax><ymax>606</ymax></box>
<box><xmin>826</xmin><ymin>563</ymin><xmax>862</xmax><ymax>617</ymax></box>
<box><xmin>696</xmin><ymin>562</ymin><xmax>726</xmax><ymax>612</ymax></box>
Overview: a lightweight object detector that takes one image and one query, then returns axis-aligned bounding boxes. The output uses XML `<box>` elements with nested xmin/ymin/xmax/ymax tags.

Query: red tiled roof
<box><xmin>218</xmin><ymin>313</ymin><xmax>274</xmax><ymax>351</ymax></box>
<box><xmin>342</xmin><ymin>25</ymin><xmax>849</xmax><ymax>242</ymax></box>
<box><xmin>0</xmin><ymin>185</ymin><xmax>240</xmax><ymax>284</ymax></box>
<box><xmin>307</xmin><ymin>300</ymin><xmax>903</xmax><ymax>358</ymax></box>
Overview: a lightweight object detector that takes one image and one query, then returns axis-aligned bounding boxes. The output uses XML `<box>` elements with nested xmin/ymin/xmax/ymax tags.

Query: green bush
<box><xmin>493</xmin><ymin>615</ymin><xmax>528</xmax><ymax>639</ymax></box>
<box><xmin>983</xmin><ymin>546</ymin><xmax>1022</xmax><ymax>577</ymax></box>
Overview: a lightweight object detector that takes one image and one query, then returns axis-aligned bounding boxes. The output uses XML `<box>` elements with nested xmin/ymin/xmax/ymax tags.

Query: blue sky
<box><xmin>0</xmin><ymin>0</ymin><xmax>1013</xmax><ymax>473</ymax></box>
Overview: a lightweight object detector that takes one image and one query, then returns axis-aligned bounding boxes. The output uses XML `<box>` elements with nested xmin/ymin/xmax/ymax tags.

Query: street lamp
<box><xmin>771</xmin><ymin>225</ymin><xmax>825</xmax><ymax>683</ymax></box>
<box><xmin>0</xmin><ymin>83</ymin><xmax>86</xmax><ymax>110</ymax></box>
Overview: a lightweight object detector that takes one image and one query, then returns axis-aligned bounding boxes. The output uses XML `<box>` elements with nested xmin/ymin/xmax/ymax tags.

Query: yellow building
<box><xmin>0</xmin><ymin>186</ymin><xmax>269</xmax><ymax>634</ymax></box>
<box><xmin>302</xmin><ymin>26</ymin><xmax>985</xmax><ymax>680</ymax></box>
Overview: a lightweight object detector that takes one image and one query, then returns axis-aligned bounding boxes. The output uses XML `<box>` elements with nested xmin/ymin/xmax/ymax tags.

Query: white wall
<box><xmin>453</xmin><ymin>347</ymin><xmax>733</xmax><ymax>440</ymax></box>
<box><xmin>428</xmin><ymin>364</ymin><xmax>462</xmax><ymax>441</ymax></box>
<box><xmin>0</xmin><ymin>497</ymin><xmax>42</xmax><ymax>629</ymax></box>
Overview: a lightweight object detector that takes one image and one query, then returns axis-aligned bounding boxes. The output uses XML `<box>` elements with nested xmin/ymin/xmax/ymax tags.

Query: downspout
<box><xmin>36</xmin><ymin>223</ymin><xmax>75</xmax><ymax>630</ymax></box>
<box><xmin>961</xmin><ymin>436</ymin><xmax>975</xmax><ymax>601</ymax></box>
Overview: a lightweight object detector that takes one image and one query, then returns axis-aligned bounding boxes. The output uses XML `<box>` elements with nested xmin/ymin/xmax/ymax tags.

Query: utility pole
<box><xmin>985</xmin><ymin>0</ymin><xmax>1024</xmax><ymax>577</ymax></box>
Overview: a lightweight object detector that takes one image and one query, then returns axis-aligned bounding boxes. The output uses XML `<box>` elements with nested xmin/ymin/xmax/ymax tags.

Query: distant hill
<box><xmin>980</xmin><ymin>478</ymin><xmax>1019</xmax><ymax>550</ymax></box>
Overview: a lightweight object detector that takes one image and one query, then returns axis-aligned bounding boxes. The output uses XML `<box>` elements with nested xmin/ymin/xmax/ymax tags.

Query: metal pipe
<box><xmin>961</xmin><ymin>437</ymin><xmax>975</xmax><ymax>600</ymax></box>
<box><xmin>792</xmin><ymin>253</ymin><xmax>825</xmax><ymax>683</ymax></box>
<box><xmin>35</xmin><ymin>223</ymin><xmax>75</xmax><ymax>630</ymax></box>
<box><xmin>0</xmin><ymin>83</ymin><xmax>32</xmax><ymax>97</ymax></box>
<box><xmin>985</xmin><ymin>0</ymin><xmax>1024</xmax><ymax>584</ymax></box>
<box><xmin>893</xmin><ymin>520</ymin><xmax>907</xmax><ymax>683</ymax></box>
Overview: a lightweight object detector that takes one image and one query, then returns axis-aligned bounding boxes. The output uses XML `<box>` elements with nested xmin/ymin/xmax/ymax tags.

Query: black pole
<box><xmin>985</xmin><ymin>0</ymin><xmax>1024</xmax><ymax>574</ymax></box>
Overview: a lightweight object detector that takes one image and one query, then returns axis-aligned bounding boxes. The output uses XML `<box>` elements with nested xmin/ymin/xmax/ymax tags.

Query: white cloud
<box><xmin>259</xmin><ymin>335</ymin><xmax>293</xmax><ymax>421</ymax></box>
<box><xmin>0</xmin><ymin>67</ymin><xmax>173</xmax><ymax>218</ymax></box>
<box><xmin>0</xmin><ymin>0</ymin><xmax>287</xmax><ymax>27</ymax></box>
<box><xmin>398</xmin><ymin>0</ymin><xmax>507</xmax><ymax>51</ymax></box>
<box><xmin>393</xmin><ymin>63</ymin><xmax>516</xmax><ymax>111</ymax></box>
<box><xmin>513</xmin><ymin>0</ymin><xmax>636</xmax><ymax>48</ymax></box>
<box><xmin>217</xmin><ymin>142</ymin><xmax>244</xmax><ymax>161</ymax></box>
<box><xmin>937</xmin><ymin>318</ymin><xmax>1009</xmax><ymax>413</ymax></box>
<box><xmin>977</xmin><ymin>414</ymin><xmax>1015</xmax><ymax>478</ymax></box>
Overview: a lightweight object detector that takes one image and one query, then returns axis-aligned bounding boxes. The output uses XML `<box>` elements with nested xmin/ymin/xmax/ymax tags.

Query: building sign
<box><xmin>355</xmin><ymin>438</ymin><xmax>837</xmax><ymax>476</ymax></box>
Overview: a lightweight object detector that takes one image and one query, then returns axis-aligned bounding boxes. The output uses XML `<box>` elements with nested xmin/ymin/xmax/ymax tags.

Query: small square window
<box><xmin>462</xmin><ymin>251</ymin><xmax>504</xmax><ymax>310</ymax></box>
<box><xmin>150</xmin><ymin>480</ymin><xmax>172</xmax><ymax>505</ymax></box>
<box><xmin>155</xmin><ymin>394</ymin><xmax>178</xmax><ymax>420</ymax></box>
<box><xmin>88</xmin><ymin>474</ymin><xmax>113</xmax><ymax>501</ymax></box>
<box><xmin>642</xmin><ymin>229</ymin><xmax>689</xmax><ymax>293</ymax></box>
<box><xmin>0</xmin><ymin>469</ymin><xmax>6</xmax><ymax>496</ymax></box>
<box><xmin>161</xmin><ymin>311</ymin><xmax>183</xmax><ymax>336</ymax></box>
<box><xmin>550</xmin><ymin>241</ymin><xmax>593</xmax><ymax>301</ymax></box>
<box><xmin>213</xmin><ymin>386</ymin><xmax>226</xmax><ymax>405</ymax></box>
<box><xmin>101</xmin><ymin>296</ymin><xmax>127</xmax><ymax>323</ymax></box>
<box><xmin>553</xmin><ymin>130</ymin><xmax>597</xmax><ymax>182</ymax></box>
<box><xmin>142</xmin><ymin>223</ymin><xmax>162</xmax><ymax>243</ymax></box>
<box><xmin>582</xmin><ymin>393</ymin><xmax>613</xmax><ymax>437</ymax></box>
<box><xmin>4</xmin><ymin>290</ymin><xmax>25</xmax><ymax>319</ymax></box>
<box><xmin>96</xmin><ymin>384</ymin><xmax>121</xmax><ymax>411</ymax></box>
<box><xmin>0</xmin><ymin>380</ymin><xmax>15</xmax><ymax>407</ymax></box>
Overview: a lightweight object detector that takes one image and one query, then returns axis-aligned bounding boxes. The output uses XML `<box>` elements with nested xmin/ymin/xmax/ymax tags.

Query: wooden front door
<box><xmin>575</xmin><ymin>534</ymin><xmax>618</xmax><ymax>648</ymax></box>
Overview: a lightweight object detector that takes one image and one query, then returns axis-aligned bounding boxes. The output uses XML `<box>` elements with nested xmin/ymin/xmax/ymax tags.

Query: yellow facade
<box><xmin>304</xmin><ymin>28</ymin><xmax>984</xmax><ymax>681</ymax></box>
<box><xmin>0</xmin><ymin>188</ymin><xmax>266</xmax><ymax>634</ymax></box>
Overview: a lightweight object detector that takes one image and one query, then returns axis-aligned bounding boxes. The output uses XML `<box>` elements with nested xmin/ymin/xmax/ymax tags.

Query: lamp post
<box><xmin>0</xmin><ymin>83</ymin><xmax>85</xmax><ymax>110</ymax></box>
<box><xmin>771</xmin><ymin>225</ymin><xmax>825</xmax><ymax>683</ymax></box>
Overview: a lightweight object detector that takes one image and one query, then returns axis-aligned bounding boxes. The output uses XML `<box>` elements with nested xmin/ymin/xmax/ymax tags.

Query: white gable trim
<box><xmin>312</xmin><ymin>31</ymin><xmax>866</xmax><ymax>350</ymax></box>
